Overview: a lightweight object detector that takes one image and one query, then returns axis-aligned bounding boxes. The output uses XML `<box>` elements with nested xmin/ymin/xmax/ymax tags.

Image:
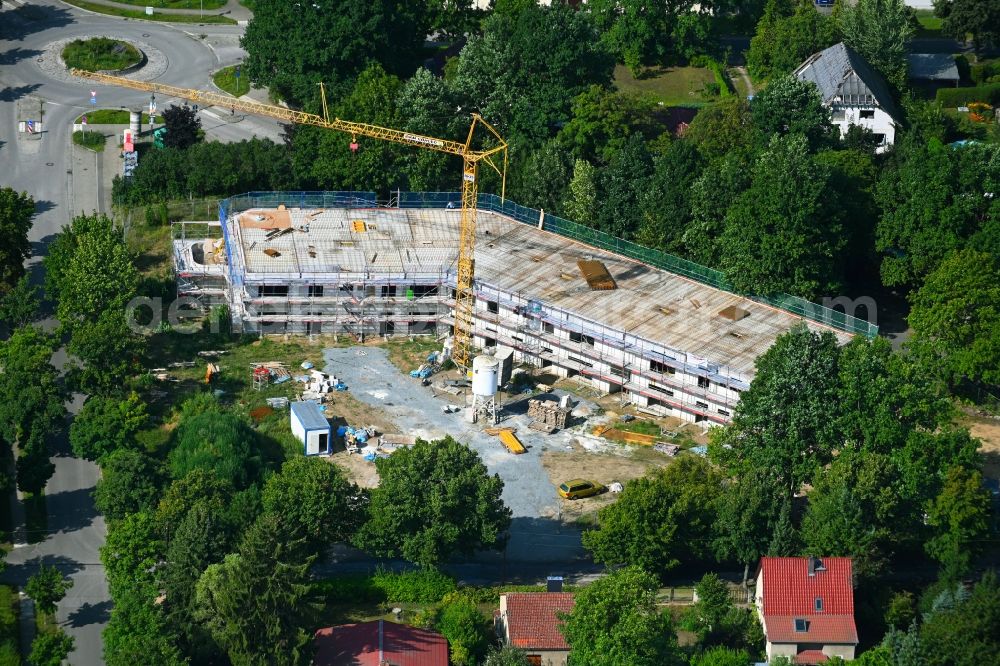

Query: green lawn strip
<box><xmin>62</xmin><ymin>37</ymin><xmax>141</xmax><ymax>72</ymax></box>
<box><xmin>105</xmin><ymin>0</ymin><xmax>226</xmax><ymax>9</ymax></box>
<box><xmin>914</xmin><ymin>9</ymin><xmax>943</xmax><ymax>36</ymax></box>
<box><xmin>616</xmin><ymin>419</ymin><xmax>662</xmax><ymax>436</ymax></box>
<box><xmin>73</xmin><ymin>130</ymin><xmax>107</xmax><ymax>152</ymax></box>
<box><xmin>213</xmin><ymin>65</ymin><xmax>251</xmax><ymax>97</ymax></box>
<box><xmin>62</xmin><ymin>0</ymin><xmax>237</xmax><ymax>24</ymax></box>
<box><xmin>0</xmin><ymin>585</ymin><xmax>18</xmax><ymax>661</ymax></box>
<box><xmin>613</xmin><ymin>64</ymin><xmax>714</xmax><ymax>106</ymax></box>
<box><xmin>74</xmin><ymin>109</ymin><xmax>156</xmax><ymax>124</ymax></box>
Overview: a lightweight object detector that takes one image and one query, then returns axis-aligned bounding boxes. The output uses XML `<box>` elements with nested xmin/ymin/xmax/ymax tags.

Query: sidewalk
<box><xmin>61</xmin><ymin>0</ymin><xmax>252</xmax><ymax>21</ymax></box>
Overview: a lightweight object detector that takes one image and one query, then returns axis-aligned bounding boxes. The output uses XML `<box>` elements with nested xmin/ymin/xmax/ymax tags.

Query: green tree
<box><xmin>161</xmin><ymin>105</ymin><xmax>201</xmax><ymax>150</ymax></box>
<box><xmin>589</xmin><ymin>0</ymin><xmax>675</xmax><ymax>75</ymax></box>
<box><xmin>241</xmin><ymin>0</ymin><xmax>431</xmax><ymax>106</ymax></box>
<box><xmin>396</xmin><ymin>67</ymin><xmax>462</xmax><ymax>192</ymax></box>
<box><xmin>103</xmin><ymin>581</ymin><xmax>183</xmax><ymax>666</ymax></box>
<box><xmin>155</xmin><ymin>469</ymin><xmax>235</xmax><ymax>540</ymax></box>
<box><xmin>196</xmin><ymin>514</ymin><xmax>318</xmax><ymax>666</ymax></box>
<box><xmin>69</xmin><ymin>392</ymin><xmax>147</xmax><ymax>461</ymax></box>
<box><xmin>29</xmin><ymin>628</ymin><xmax>75</xmax><ymax>666</ymax></box>
<box><xmin>163</xmin><ymin>501</ymin><xmax>232</xmax><ymax>662</ymax></box>
<box><xmin>354</xmin><ymin>437</ymin><xmax>510</xmax><ymax>567</ymax></box>
<box><xmin>26</xmin><ymin>564</ymin><xmax>73</xmax><ymax>616</ymax></box>
<box><xmin>514</xmin><ymin>139</ymin><xmax>572</xmax><ymax>214</ymax></box>
<box><xmin>908</xmin><ymin>249</ymin><xmax>1000</xmax><ymax>387</ymax></box>
<box><xmin>558</xmin><ymin>86</ymin><xmax>661</xmax><ymax>164</ymax></box>
<box><xmin>484</xmin><ymin>645</ymin><xmax>534</xmax><ymax>666</ymax></box>
<box><xmin>800</xmin><ymin>449</ymin><xmax>908</xmax><ymax>577</ymax></box>
<box><xmin>261</xmin><ymin>456</ymin><xmax>365</xmax><ymax>554</ymax></box>
<box><xmin>16</xmin><ymin>430</ymin><xmax>55</xmax><ymax>495</ymax></box>
<box><xmin>596</xmin><ymin>132</ymin><xmax>653</xmax><ymax>238</ymax></box>
<box><xmin>925</xmin><ymin>466</ymin><xmax>992</xmax><ymax>578</ymax></box>
<box><xmin>0</xmin><ymin>187</ymin><xmax>34</xmax><ymax>294</ymax></box>
<box><xmin>683</xmin><ymin>96</ymin><xmax>758</xmax><ymax>162</ymax></box>
<box><xmin>920</xmin><ymin>572</ymin><xmax>1000</xmax><ymax>666</ymax></box>
<box><xmin>874</xmin><ymin>142</ymin><xmax>999</xmax><ymax>288</ymax></box>
<box><xmin>561</xmin><ymin>566</ymin><xmax>680</xmax><ymax>666</ymax></box>
<box><xmin>100</xmin><ymin>510</ymin><xmax>163</xmax><ymax>596</ymax></box>
<box><xmin>884</xmin><ymin>591</ymin><xmax>917</xmax><ymax>631</ymax></box>
<box><xmin>713</xmin><ymin>471</ymin><xmax>785</xmax><ymax>585</ymax></box>
<box><xmin>564</xmin><ymin>159</ymin><xmax>599</xmax><ymax>227</ymax></box>
<box><xmin>437</xmin><ymin>592</ymin><xmax>489</xmax><ymax>666</ymax></box>
<box><xmin>838</xmin><ymin>0</ymin><xmax>913</xmax><ymax>90</ymax></box>
<box><xmin>713</xmin><ymin>325</ymin><xmax>840</xmax><ymax>505</ymax></box>
<box><xmin>684</xmin><ymin>152</ymin><xmax>751</xmax><ymax>267</ymax></box>
<box><xmin>747</xmin><ymin>0</ymin><xmax>839</xmax><ymax>81</ymax></box>
<box><xmin>291</xmin><ymin>63</ymin><xmax>405</xmax><ymax>193</ymax></box>
<box><xmin>636</xmin><ymin>140</ymin><xmax>704</xmax><ymax>252</ymax></box>
<box><xmin>0</xmin><ymin>275</ymin><xmax>41</xmax><ymax>328</ymax></box>
<box><xmin>718</xmin><ymin>134</ymin><xmax>844</xmax><ymax>297</ymax></box>
<box><xmin>94</xmin><ymin>449</ymin><xmax>166</xmax><ymax>521</ymax></box>
<box><xmin>169</xmin><ymin>411</ymin><xmax>262</xmax><ymax>489</ymax></box>
<box><xmin>452</xmin><ymin>3</ymin><xmax>613</xmax><ymax>145</ymax></box>
<box><xmin>934</xmin><ymin>0</ymin><xmax>1000</xmax><ymax>52</ymax></box>
<box><xmin>686</xmin><ymin>574</ymin><xmax>743</xmax><ymax>645</ymax></box>
<box><xmin>582</xmin><ymin>457</ymin><xmax>721</xmax><ymax>578</ymax></box>
<box><xmin>750</xmin><ymin>75</ymin><xmax>835</xmax><ymax>151</ymax></box>
<box><xmin>0</xmin><ymin>326</ymin><xmax>63</xmax><ymax>446</ymax></box>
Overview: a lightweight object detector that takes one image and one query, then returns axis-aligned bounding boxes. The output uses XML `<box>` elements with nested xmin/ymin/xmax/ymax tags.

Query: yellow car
<box><xmin>558</xmin><ymin>479</ymin><xmax>606</xmax><ymax>500</ymax></box>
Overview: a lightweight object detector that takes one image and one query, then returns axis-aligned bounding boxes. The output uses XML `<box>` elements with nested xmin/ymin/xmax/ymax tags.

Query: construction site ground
<box><xmin>963</xmin><ymin>413</ymin><xmax>1000</xmax><ymax>480</ymax></box>
<box><xmin>319</xmin><ymin>346</ymin><xmax>708</xmax><ymax>563</ymax></box>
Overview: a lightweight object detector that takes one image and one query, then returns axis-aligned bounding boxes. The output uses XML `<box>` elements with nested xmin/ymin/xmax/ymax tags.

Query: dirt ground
<box><xmin>540</xmin><ymin>445</ymin><xmax>674</xmax><ymax>520</ymax></box>
<box><xmin>322</xmin><ymin>391</ymin><xmax>399</xmax><ymax>488</ymax></box>
<box><xmin>964</xmin><ymin>414</ymin><xmax>1000</xmax><ymax>480</ymax></box>
<box><xmin>328</xmin><ymin>451</ymin><xmax>380</xmax><ymax>488</ymax></box>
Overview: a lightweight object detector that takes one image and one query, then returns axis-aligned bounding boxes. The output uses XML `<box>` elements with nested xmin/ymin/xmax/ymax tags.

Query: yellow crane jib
<box><xmin>71</xmin><ymin>69</ymin><xmax>508</xmax><ymax>369</ymax></box>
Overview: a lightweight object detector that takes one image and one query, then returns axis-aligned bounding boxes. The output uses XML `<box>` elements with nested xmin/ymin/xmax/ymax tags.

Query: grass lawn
<box><xmin>75</xmin><ymin>109</ymin><xmax>156</xmax><ymax>124</ymax></box>
<box><xmin>107</xmin><ymin>0</ymin><xmax>226</xmax><ymax>8</ymax></box>
<box><xmin>616</xmin><ymin>419</ymin><xmax>662</xmax><ymax>436</ymax></box>
<box><xmin>613</xmin><ymin>64</ymin><xmax>715</xmax><ymax>106</ymax></box>
<box><xmin>72</xmin><ymin>130</ymin><xmax>106</xmax><ymax>152</ymax></box>
<box><xmin>62</xmin><ymin>37</ymin><xmax>141</xmax><ymax>72</ymax></box>
<box><xmin>384</xmin><ymin>338</ymin><xmax>442</xmax><ymax>376</ymax></box>
<box><xmin>213</xmin><ymin>65</ymin><xmax>251</xmax><ymax>98</ymax></box>
<box><xmin>914</xmin><ymin>9</ymin><xmax>943</xmax><ymax>37</ymax></box>
<box><xmin>62</xmin><ymin>0</ymin><xmax>237</xmax><ymax>23</ymax></box>
<box><xmin>0</xmin><ymin>585</ymin><xmax>18</xmax><ymax>663</ymax></box>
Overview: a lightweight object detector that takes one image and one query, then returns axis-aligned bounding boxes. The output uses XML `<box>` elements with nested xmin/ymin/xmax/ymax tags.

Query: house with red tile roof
<box><xmin>754</xmin><ymin>557</ymin><xmax>859</xmax><ymax>664</ymax></box>
<box><xmin>496</xmin><ymin>592</ymin><xmax>575</xmax><ymax>666</ymax></box>
<box><xmin>313</xmin><ymin>620</ymin><xmax>448</xmax><ymax>666</ymax></box>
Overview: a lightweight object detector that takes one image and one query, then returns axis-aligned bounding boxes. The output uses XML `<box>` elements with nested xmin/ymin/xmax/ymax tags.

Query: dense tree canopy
<box><xmin>934</xmin><ymin>0</ymin><xmax>1000</xmax><ymax>51</ymax></box>
<box><xmin>69</xmin><ymin>392</ymin><xmax>147</xmax><ymax>461</ymax></box>
<box><xmin>169</xmin><ymin>412</ymin><xmax>263</xmax><ymax>489</ymax></box>
<box><xmin>747</xmin><ymin>0</ymin><xmax>838</xmax><ymax>81</ymax></box>
<box><xmin>583</xmin><ymin>456</ymin><xmax>722</xmax><ymax>577</ymax></box>
<box><xmin>838</xmin><ymin>0</ymin><xmax>913</xmax><ymax>90</ymax></box>
<box><xmin>355</xmin><ymin>437</ymin><xmax>510</xmax><ymax>566</ymax></box>
<box><xmin>161</xmin><ymin>105</ymin><xmax>201</xmax><ymax>150</ymax></box>
<box><xmin>94</xmin><ymin>449</ymin><xmax>165</xmax><ymax>521</ymax></box>
<box><xmin>0</xmin><ymin>187</ymin><xmax>35</xmax><ymax>295</ymax></box>
<box><xmin>561</xmin><ymin>566</ymin><xmax>680</xmax><ymax>666</ymax></box>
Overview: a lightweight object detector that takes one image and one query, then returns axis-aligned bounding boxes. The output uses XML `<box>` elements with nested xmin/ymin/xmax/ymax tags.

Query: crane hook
<box><xmin>349</xmin><ymin>135</ymin><xmax>359</xmax><ymax>153</ymax></box>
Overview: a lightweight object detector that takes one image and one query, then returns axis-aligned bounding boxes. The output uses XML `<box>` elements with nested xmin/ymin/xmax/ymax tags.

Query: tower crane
<box><xmin>72</xmin><ymin>69</ymin><xmax>508</xmax><ymax>370</ymax></box>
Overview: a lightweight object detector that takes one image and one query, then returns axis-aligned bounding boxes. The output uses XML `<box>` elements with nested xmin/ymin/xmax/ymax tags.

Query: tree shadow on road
<box><xmin>66</xmin><ymin>599</ymin><xmax>112</xmax><ymax>628</ymax></box>
<box><xmin>0</xmin><ymin>83</ymin><xmax>41</xmax><ymax>103</ymax></box>
<box><xmin>0</xmin><ymin>47</ymin><xmax>43</xmax><ymax>65</ymax></box>
<box><xmin>0</xmin><ymin>4</ymin><xmax>74</xmax><ymax>42</ymax></box>
<box><xmin>38</xmin><ymin>486</ymin><xmax>100</xmax><ymax>537</ymax></box>
<box><xmin>0</xmin><ymin>554</ymin><xmax>85</xmax><ymax>587</ymax></box>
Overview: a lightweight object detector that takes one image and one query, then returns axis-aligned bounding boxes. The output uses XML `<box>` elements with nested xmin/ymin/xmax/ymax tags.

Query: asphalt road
<box><xmin>0</xmin><ymin>2</ymin><xmax>278</xmax><ymax>663</ymax></box>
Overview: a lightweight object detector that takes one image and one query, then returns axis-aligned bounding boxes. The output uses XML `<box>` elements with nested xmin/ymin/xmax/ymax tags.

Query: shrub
<box><xmin>62</xmin><ymin>37</ymin><xmax>141</xmax><ymax>72</ymax></box>
<box><xmin>72</xmin><ymin>130</ymin><xmax>106</xmax><ymax>152</ymax></box>
<box><xmin>316</xmin><ymin>569</ymin><xmax>457</xmax><ymax>604</ymax></box>
<box><xmin>936</xmin><ymin>83</ymin><xmax>1000</xmax><ymax>107</ymax></box>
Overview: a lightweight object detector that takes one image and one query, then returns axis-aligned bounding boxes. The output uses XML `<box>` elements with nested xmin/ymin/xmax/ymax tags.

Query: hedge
<box><xmin>936</xmin><ymin>83</ymin><xmax>1000</xmax><ymax>107</ymax></box>
<box><xmin>316</xmin><ymin>568</ymin><xmax>458</xmax><ymax>604</ymax></box>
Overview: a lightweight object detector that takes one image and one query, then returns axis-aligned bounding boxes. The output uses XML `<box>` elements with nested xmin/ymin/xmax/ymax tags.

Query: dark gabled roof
<box><xmin>907</xmin><ymin>53</ymin><xmax>961</xmax><ymax>81</ymax></box>
<box><xmin>794</xmin><ymin>42</ymin><xmax>900</xmax><ymax>119</ymax></box>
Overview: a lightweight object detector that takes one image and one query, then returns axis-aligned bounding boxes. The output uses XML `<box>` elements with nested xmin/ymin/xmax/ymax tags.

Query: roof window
<box><xmin>794</xmin><ymin>618</ymin><xmax>809</xmax><ymax>633</ymax></box>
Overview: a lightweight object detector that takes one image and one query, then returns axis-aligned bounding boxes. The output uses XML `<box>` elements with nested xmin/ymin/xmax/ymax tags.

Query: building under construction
<box><xmin>174</xmin><ymin>192</ymin><xmax>875</xmax><ymax>425</ymax></box>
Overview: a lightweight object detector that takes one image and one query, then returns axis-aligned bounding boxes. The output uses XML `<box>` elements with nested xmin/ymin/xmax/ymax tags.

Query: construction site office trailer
<box><xmin>290</xmin><ymin>401</ymin><xmax>332</xmax><ymax>456</ymax></box>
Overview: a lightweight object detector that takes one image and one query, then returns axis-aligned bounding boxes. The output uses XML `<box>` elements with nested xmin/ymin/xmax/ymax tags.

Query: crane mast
<box><xmin>73</xmin><ymin>69</ymin><xmax>508</xmax><ymax>369</ymax></box>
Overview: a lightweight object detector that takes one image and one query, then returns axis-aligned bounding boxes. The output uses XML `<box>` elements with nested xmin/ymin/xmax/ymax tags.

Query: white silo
<box><xmin>471</xmin><ymin>355</ymin><xmax>500</xmax><ymax>424</ymax></box>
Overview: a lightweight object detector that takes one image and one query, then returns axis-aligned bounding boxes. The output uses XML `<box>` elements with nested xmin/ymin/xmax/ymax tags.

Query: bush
<box><xmin>0</xmin><ymin>643</ymin><xmax>17</xmax><ymax>666</ymax></box>
<box><xmin>72</xmin><ymin>130</ymin><xmax>106</xmax><ymax>152</ymax></box>
<box><xmin>144</xmin><ymin>203</ymin><xmax>168</xmax><ymax>226</ymax></box>
<box><xmin>62</xmin><ymin>37</ymin><xmax>141</xmax><ymax>72</ymax></box>
<box><xmin>936</xmin><ymin>83</ymin><xmax>1000</xmax><ymax>107</ymax></box>
<box><xmin>970</xmin><ymin>60</ymin><xmax>1000</xmax><ymax>85</ymax></box>
<box><xmin>316</xmin><ymin>569</ymin><xmax>457</xmax><ymax>604</ymax></box>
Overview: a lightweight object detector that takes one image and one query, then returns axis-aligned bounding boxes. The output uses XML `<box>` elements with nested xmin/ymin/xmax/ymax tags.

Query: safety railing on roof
<box><xmin>219</xmin><ymin>191</ymin><xmax>879</xmax><ymax>339</ymax></box>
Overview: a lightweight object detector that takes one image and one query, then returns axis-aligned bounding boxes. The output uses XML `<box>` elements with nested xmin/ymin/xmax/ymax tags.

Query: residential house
<box><xmin>755</xmin><ymin>556</ymin><xmax>859</xmax><ymax>664</ymax></box>
<box><xmin>907</xmin><ymin>53</ymin><xmax>961</xmax><ymax>96</ymax></box>
<box><xmin>496</xmin><ymin>592</ymin><xmax>575</xmax><ymax>666</ymax></box>
<box><xmin>794</xmin><ymin>42</ymin><xmax>900</xmax><ymax>152</ymax></box>
<box><xmin>313</xmin><ymin>620</ymin><xmax>448</xmax><ymax>666</ymax></box>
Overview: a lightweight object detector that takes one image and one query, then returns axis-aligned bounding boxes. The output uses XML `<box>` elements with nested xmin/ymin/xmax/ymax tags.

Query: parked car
<box><xmin>558</xmin><ymin>479</ymin><xmax>605</xmax><ymax>500</ymax></box>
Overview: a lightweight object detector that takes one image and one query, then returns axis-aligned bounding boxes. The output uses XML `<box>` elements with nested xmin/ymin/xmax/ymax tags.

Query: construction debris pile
<box><xmin>527</xmin><ymin>397</ymin><xmax>571</xmax><ymax>433</ymax></box>
<box><xmin>251</xmin><ymin>362</ymin><xmax>291</xmax><ymax>390</ymax></box>
<box><xmin>298</xmin><ymin>369</ymin><xmax>347</xmax><ymax>401</ymax></box>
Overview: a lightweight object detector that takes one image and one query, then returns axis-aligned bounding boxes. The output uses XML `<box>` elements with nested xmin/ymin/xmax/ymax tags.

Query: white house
<box><xmin>794</xmin><ymin>42</ymin><xmax>900</xmax><ymax>152</ymax></box>
<box><xmin>289</xmin><ymin>401</ymin><xmax>331</xmax><ymax>456</ymax></box>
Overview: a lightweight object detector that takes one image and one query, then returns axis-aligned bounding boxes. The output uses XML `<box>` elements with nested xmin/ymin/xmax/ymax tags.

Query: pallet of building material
<box><xmin>653</xmin><ymin>443</ymin><xmax>680</xmax><ymax>456</ymax></box>
<box><xmin>528</xmin><ymin>421</ymin><xmax>558</xmax><ymax>434</ymax></box>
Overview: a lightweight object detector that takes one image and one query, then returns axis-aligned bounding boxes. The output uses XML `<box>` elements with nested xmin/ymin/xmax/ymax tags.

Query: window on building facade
<box><xmin>696</xmin><ymin>400</ymin><xmax>709</xmax><ymax>409</ymax></box>
<box><xmin>569</xmin><ymin>331</ymin><xmax>595</xmax><ymax>346</ymax></box>
<box><xmin>487</xmin><ymin>300</ymin><xmax>499</xmax><ymax>314</ymax></box>
<box><xmin>650</xmin><ymin>359</ymin><xmax>675</xmax><ymax>374</ymax></box>
<box><xmin>860</xmin><ymin>109</ymin><xmax>875</xmax><ymax>119</ymax></box>
<box><xmin>698</xmin><ymin>376</ymin><xmax>709</xmax><ymax>389</ymax></box>
<box><xmin>308</xmin><ymin>285</ymin><xmax>324</xmax><ymax>297</ymax></box>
